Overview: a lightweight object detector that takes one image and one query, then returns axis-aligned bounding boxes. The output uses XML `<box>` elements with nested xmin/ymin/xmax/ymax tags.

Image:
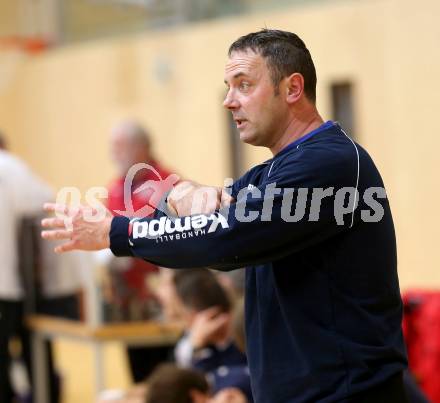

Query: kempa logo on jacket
<box><xmin>129</xmin><ymin>213</ymin><xmax>229</xmax><ymax>240</ymax></box>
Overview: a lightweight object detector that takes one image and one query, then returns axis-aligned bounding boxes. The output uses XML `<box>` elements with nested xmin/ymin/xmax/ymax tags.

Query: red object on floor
<box><xmin>403</xmin><ymin>290</ymin><xmax>440</xmax><ymax>402</ymax></box>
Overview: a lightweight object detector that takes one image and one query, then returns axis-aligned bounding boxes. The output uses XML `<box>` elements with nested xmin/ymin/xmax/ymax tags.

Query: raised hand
<box><xmin>41</xmin><ymin>203</ymin><xmax>112</xmax><ymax>253</ymax></box>
<box><xmin>190</xmin><ymin>306</ymin><xmax>231</xmax><ymax>349</ymax></box>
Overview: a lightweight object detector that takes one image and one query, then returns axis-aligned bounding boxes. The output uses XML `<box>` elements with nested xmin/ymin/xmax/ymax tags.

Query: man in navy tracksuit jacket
<box><xmin>109</xmin><ymin>121</ymin><xmax>408</xmax><ymax>402</ymax></box>
<box><xmin>42</xmin><ymin>30</ymin><xmax>409</xmax><ymax>402</ymax></box>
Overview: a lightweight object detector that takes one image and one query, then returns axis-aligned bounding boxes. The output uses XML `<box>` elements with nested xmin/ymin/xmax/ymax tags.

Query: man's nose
<box><xmin>223</xmin><ymin>90</ymin><xmax>239</xmax><ymax>110</ymax></box>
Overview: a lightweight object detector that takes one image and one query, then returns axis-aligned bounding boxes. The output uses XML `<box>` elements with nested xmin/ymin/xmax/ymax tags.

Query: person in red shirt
<box><xmin>106</xmin><ymin>120</ymin><xmax>177</xmax><ymax>382</ymax></box>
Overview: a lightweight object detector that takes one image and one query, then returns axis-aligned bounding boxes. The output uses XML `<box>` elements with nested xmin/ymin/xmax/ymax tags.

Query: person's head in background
<box><xmin>110</xmin><ymin>120</ymin><xmax>152</xmax><ymax>176</ymax></box>
<box><xmin>145</xmin><ymin>364</ymin><xmax>210</xmax><ymax>403</ymax></box>
<box><xmin>145</xmin><ymin>364</ymin><xmax>247</xmax><ymax>403</ymax></box>
<box><xmin>0</xmin><ymin>131</ymin><xmax>8</xmax><ymax>150</ymax></box>
<box><xmin>174</xmin><ymin>269</ymin><xmax>232</xmax><ymax>343</ymax></box>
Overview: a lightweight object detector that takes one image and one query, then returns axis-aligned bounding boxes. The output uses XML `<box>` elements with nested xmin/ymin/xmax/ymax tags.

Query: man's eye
<box><xmin>239</xmin><ymin>82</ymin><xmax>250</xmax><ymax>90</ymax></box>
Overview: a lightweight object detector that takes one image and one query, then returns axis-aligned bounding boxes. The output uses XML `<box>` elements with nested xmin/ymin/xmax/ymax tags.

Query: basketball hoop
<box><xmin>0</xmin><ymin>36</ymin><xmax>50</xmax><ymax>94</ymax></box>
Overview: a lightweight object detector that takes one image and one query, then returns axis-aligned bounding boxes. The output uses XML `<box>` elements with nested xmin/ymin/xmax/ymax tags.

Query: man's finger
<box><xmin>54</xmin><ymin>241</ymin><xmax>76</xmax><ymax>254</ymax></box>
<box><xmin>208</xmin><ymin>313</ymin><xmax>230</xmax><ymax>329</ymax></box>
<box><xmin>41</xmin><ymin>217</ymin><xmax>67</xmax><ymax>229</ymax></box>
<box><xmin>201</xmin><ymin>188</ymin><xmax>221</xmax><ymax>214</ymax></box>
<box><xmin>221</xmin><ymin>190</ymin><xmax>235</xmax><ymax>207</ymax></box>
<box><xmin>201</xmin><ymin>306</ymin><xmax>222</xmax><ymax>318</ymax></box>
<box><xmin>41</xmin><ymin>229</ymin><xmax>72</xmax><ymax>241</ymax></box>
<box><xmin>44</xmin><ymin>203</ymin><xmax>70</xmax><ymax>215</ymax></box>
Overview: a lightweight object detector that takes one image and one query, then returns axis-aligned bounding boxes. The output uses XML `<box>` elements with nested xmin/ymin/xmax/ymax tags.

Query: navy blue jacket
<box><xmin>110</xmin><ymin>122</ymin><xmax>407</xmax><ymax>402</ymax></box>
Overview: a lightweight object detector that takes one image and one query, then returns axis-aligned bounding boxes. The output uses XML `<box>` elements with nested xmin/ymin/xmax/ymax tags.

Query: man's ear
<box><xmin>285</xmin><ymin>73</ymin><xmax>304</xmax><ymax>104</ymax></box>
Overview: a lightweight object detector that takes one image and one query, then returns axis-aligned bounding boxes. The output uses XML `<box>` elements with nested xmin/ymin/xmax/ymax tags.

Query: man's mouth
<box><xmin>235</xmin><ymin>119</ymin><xmax>247</xmax><ymax>129</ymax></box>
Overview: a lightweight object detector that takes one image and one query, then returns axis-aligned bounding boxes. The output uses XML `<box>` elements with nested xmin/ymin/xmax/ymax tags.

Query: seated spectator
<box><xmin>145</xmin><ymin>364</ymin><xmax>247</xmax><ymax>403</ymax></box>
<box><xmin>145</xmin><ymin>364</ymin><xmax>209</xmax><ymax>403</ymax></box>
<box><xmin>172</xmin><ymin>269</ymin><xmax>252</xmax><ymax>402</ymax></box>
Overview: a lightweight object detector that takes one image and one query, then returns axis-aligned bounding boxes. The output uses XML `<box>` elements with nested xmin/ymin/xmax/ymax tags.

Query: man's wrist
<box><xmin>103</xmin><ymin>215</ymin><xmax>112</xmax><ymax>248</ymax></box>
<box><xmin>190</xmin><ymin>334</ymin><xmax>206</xmax><ymax>350</ymax></box>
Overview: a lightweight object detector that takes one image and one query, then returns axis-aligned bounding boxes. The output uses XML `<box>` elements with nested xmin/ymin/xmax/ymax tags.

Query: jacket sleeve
<box><xmin>109</xmin><ymin>149</ymin><xmax>359</xmax><ymax>270</ymax></box>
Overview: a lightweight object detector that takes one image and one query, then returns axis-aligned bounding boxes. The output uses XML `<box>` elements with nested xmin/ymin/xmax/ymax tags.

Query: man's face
<box><xmin>110</xmin><ymin>131</ymin><xmax>134</xmax><ymax>175</ymax></box>
<box><xmin>223</xmin><ymin>50</ymin><xmax>289</xmax><ymax>147</ymax></box>
<box><xmin>110</xmin><ymin>130</ymin><xmax>150</xmax><ymax>175</ymax></box>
